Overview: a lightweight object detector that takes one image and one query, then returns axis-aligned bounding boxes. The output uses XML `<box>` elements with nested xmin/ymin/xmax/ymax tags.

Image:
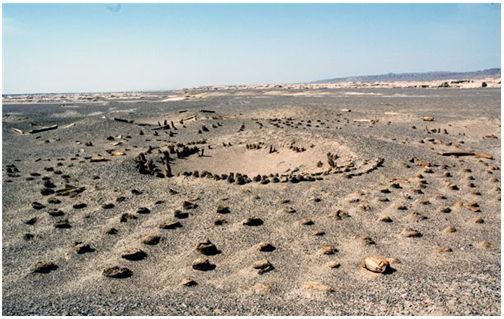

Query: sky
<box><xmin>2</xmin><ymin>3</ymin><xmax>501</xmax><ymax>94</ymax></box>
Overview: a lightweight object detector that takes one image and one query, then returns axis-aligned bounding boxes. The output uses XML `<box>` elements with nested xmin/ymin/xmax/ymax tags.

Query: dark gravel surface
<box><xmin>2</xmin><ymin>88</ymin><xmax>500</xmax><ymax>315</ymax></box>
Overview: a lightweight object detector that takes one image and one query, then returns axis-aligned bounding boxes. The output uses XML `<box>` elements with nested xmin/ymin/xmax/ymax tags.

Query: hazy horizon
<box><xmin>1</xmin><ymin>66</ymin><xmax>501</xmax><ymax>96</ymax></box>
<box><xmin>3</xmin><ymin>3</ymin><xmax>501</xmax><ymax>94</ymax></box>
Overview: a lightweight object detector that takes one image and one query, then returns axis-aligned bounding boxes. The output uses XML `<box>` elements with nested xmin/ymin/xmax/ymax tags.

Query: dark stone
<box><xmin>32</xmin><ymin>262</ymin><xmax>58</xmax><ymax>274</ymax></box>
<box><xmin>73</xmin><ymin>203</ymin><xmax>87</xmax><ymax>209</ymax></box>
<box><xmin>196</xmin><ymin>240</ymin><xmax>221</xmax><ymax>256</ymax></box>
<box><xmin>216</xmin><ymin>206</ymin><xmax>230</xmax><ymax>214</ymax></box>
<box><xmin>76</xmin><ymin>243</ymin><xmax>95</xmax><ymax>254</ymax></box>
<box><xmin>174</xmin><ymin>210</ymin><xmax>189</xmax><ymax>219</ymax></box>
<box><xmin>243</xmin><ymin>218</ymin><xmax>264</xmax><ymax>226</ymax></box>
<box><xmin>137</xmin><ymin>207</ymin><xmax>151</xmax><ymax>214</ymax></box>
<box><xmin>103</xmin><ymin>266</ymin><xmax>133</xmax><ymax>279</ymax></box>
<box><xmin>121</xmin><ymin>249</ymin><xmax>147</xmax><ymax>261</ymax></box>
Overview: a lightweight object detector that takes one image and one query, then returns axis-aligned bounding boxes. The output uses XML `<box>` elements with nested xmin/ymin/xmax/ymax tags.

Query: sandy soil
<box><xmin>2</xmin><ymin>87</ymin><xmax>501</xmax><ymax>315</ymax></box>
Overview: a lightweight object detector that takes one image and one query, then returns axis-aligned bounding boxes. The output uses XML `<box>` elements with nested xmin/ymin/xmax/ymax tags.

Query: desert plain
<box><xmin>2</xmin><ymin>83</ymin><xmax>501</xmax><ymax>315</ymax></box>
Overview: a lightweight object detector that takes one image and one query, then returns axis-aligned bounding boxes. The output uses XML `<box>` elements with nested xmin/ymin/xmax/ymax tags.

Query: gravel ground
<box><xmin>2</xmin><ymin>87</ymin><xmax>501</xmax><ymax>315</ymax></box>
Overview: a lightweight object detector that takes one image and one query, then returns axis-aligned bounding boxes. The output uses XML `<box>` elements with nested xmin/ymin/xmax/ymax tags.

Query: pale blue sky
<box><xmin>3</xmin><ymin>3</ymin><xmax>501</xmax><ymax>94</ymax></box>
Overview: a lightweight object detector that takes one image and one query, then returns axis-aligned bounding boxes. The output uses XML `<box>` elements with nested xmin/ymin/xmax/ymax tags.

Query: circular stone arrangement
<box><xmin>133</xmin><ymin>134</ymin><xmax>384</xmax><ymax>184</ymax></box>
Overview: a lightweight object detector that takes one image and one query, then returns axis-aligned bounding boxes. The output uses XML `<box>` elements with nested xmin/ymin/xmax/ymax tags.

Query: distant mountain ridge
<box><xmin>314</xmin><ymin>68</ymin><xmax>500</xmax><ymax>83</ymax></box>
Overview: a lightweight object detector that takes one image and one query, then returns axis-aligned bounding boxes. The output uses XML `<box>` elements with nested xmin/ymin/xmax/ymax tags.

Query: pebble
<box><xmin>103</xmin><ymin>266</ymin><xmax>133</xmax><ymax>278</ymax></box>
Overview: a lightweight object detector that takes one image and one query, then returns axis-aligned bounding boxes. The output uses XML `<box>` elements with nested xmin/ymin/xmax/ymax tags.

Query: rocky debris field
<box><xmin>2</xmin><ymin>87</ymin><xmax>501</xmax><ymax>315</ymax></box>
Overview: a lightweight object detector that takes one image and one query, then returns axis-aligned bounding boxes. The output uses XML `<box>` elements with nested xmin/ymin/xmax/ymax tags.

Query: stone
<box><xmin>181</xmin><ymin>278</ymin><xmax>198</xmax><ymax>287</ymax></box>
<box><xmin>242</xmin><ymin>218</ymin><xmax>264</xmax><ymax>226</ymax></box>
<box><xmin>103</xmin><ymin>266</ymin><xmax>133</xmax><ymax>278</ymax></box>
<box><xmin>142</xmin><ymin>234</ymin><xmax>161</xmax><ymax>245</ymax></box>
<box><xmin>252</xmin><ymin>259</ymin><xmax>274</xmax><ymax>274</ymax></box>
<box><xmin>32</xmin><ymin>261</ymin><xmax>58</xmax><ymax>273</ymax></box>
<box><xmin>299</xmin><ymin>218</ymin><xmax>314</xmax><ymax>226</ymax></box>
<box><xmin>401</xmin><ymin>227</ymin><xmax>422</xmax><ymax>238</ymax></box>
<box><xmin>361</xmin><ymin>256</ymin><xmax>390</xmax><ymax>273</ymax></box>
<box><xmin>379</xmin><ymin>216</ymin><xmax>393</xmax><ymax>223</ymax></box>
<box><xmin>196</xmin><ymin>240</ymin><xmax>220</xmax><ymax>256</ymax></box>
<box><xmin>320</xmin><ymin>245</ymin><xmax>337</xmax><ymax>255</ymax></box>
<box><xmin>214</xmin><ymin>218</ymin><xmax>227</xmax><ymax>226</ymax></box>
<box><xmin>76</xmin><ymin>243</ymin><xmax>95</xmax><ymax>254</ymax></box>
<box><xmin>257</xmin><ymin>242</ymin><xmax>276</xmax><ymax>252</ymax></box>
<box><xmin>120</xmin><ymin>213</ymin><xmax>137</xmax><ymax>223</ymax></box>
<box><xmin>121</xmin><ymin>249</ymin><xmax>148</xmax><ymax>261</ymax></box>
<box><xmin>192</xmin><ymin>258</ymin><xmax>215</xmax><ymax>271</ymax></box>
<box><xmin>137</xmin><ymin>207</ymin><xmax>151</xmax><ymax>214</ymax></box>
<box><xmin>32</xmin><ymin>202</ymin><xmax>46</xmax><ymax>210</ymax></box>
<box><xmin>182</xmin><ymin>201</ymin><xmax>198</xmax><ymax>210</ymax></box>
<box><xmin>216</xmin><ymin>205</ymin><xmax>230</xmax><ymax>214</ymax></box>
<box><xmin>473</xmin><ymin>217</ymin><xmax>484</xmax><ymax>224</ymax></box>
<box><xmin>278</xmin><ymin>207</ymin><xmax>296</xmax><ymax>214</ymax></box>
<box><xmin>174</xmin><ymin>210</ymin><xmax>189</xmax><ymax>219</ymax></box>
<box><xmin>160</xmin><ymin>221</ymin><xmax>183</xmax><ymax>229</ymax></box>
<box><xmin>55</xmin><ymin>219</ymin><xmax>72</xmax><ymax>229</ymax></box>
<box><xmin>73</xmin><ymin>203</ymin><xmax>87</xmax><ymax>209</ymax></box>
<box><xmin>47</xmin><ymin>197</ymin><xmax>61</xmax><ymax>204</ymax></box>
<box><xmin>437</xmin><ymin>246</ymin><xmax>453</xmax><ymax>253</ymax></box>
<box><xmin>443</xmin><ymin>226</ymin><xmax>457</xmax><ymax>233</ymax></box>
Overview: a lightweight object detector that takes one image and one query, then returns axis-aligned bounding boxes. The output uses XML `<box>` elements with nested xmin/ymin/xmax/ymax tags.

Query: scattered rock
<box><xmin>242</xmin><ymin>217</ymin><xmax>264</xmax><ymax>226</ymax></box>
<box><xmin>121</xmin><ymin>249</ymin><xmax>148</xmax><ymax>261</ymax></box>
<box><xmin>278</xmin><ymin>207</ymin><xmax>296</xmax><ymax>214</ymax></box>
<box><xmin>25</xmin><ymin>217</ymin><xmax>37</xmax><ymax>225</ymax></box>
<box><xmin>361</xmin><ymin>256</ymin><xmax>390</xmax><ymax>273</ymax></box>
<box><xmin>356</xmin><ymin>235</ymin><xmax>376</xmax><ymax>245</ymax></box>
<box><xmin>160</xmin><ymin>220</ymin><xmax>183</xmax><ymax>229</ymax></box>
<box><xmin>182</xmin><ymin>201</ymin><xmax>198</xmax><ymax>210</ymax></box>
<box><xmin>327</xmin><ymin>261</ymin><xmax>341</xmax><ymax>269</ymax></box>
<box><xmin>252</xmin><ymin>259</ymin><xmax>274</xmax><ymax>274</ymax></box>
<box><xmin>196</xmin><ymin>240</ymin><xmax>221</xmax><ymax>255</ymax></box>
<box><xmin>257</xmin><ymin>242</ymin><xmax>276</xmax><ymax>252</ymax></box>
<box><xmin>76</xmin><ymin>243</ymin><xmax>95</xmax><ymax>254</ymax></box>
<box><xmin>181</xmin><ymin>278</ymin><xmax>198</xmax><ymax>287</ymax></box>
<box><xmin>55</xmin><ymin>219</ymin><xmax>72</xmax><ymax>229</ymax></box>
<box><xmin>320</xmin><ymin>245</ymin><xmax>337</xmax><ymax>255</ymax></box>
<box><xmin>379</xmin><ymin>216</ymin><xmax>393</xmax><ymax>223</ymax></box>
<box><xmin>192</xmin><ymin>258</ymin><xmax>215</xmax><ymax>271</ymax></box>
<box><xmin>120</xmin><ymin>213</ymin><xmax>137</xmax><ymax>223</ymax></box>
<box><xmin>32</xmin><ymin>202</ymin><xmax>46</xmax><ymax>210</ymax></box>
<box><xmin>142</xmin><ymin>234</ymin><xmax>161</xmax><ymax>245</ymax></box>
<box><xmin>216</xmin><ymin>205</ymin><xmax>230</xmax><ymax>214</ymax></box>
<box><xmin>299</xmin><ymin>218</ymin><xmax>314</xmax><ymax>226</ymax></box>
<box><xmin>437</xmin><ymin>246</ymin><xmax>453</xmax><ymax>253</ymax></box>
<box><xmin>473</xmin><ymin>217</ymin><xmax>484</xmax><ymax>224</ymax></box>
<box><xmin>47</xmin><ymin>197</ymin><xmax>61</xmax><ymax>204</ymax></box>
<box><xmin>103</xmin><ymin>266</ymin><xmax>133</xmax><ymax>278</ymax></box>
<box><xmin>106</xmin><ymin>228</ymin><xmax>118</xmax><ymax>235</ymax></box>
<box><xmin>214</xmin><ymin>218</ymin><xmax>227</xmax><ymax>226</ymax></box>
<box><xmin>137</xmin><ymin>207</ymin><xmax>151</xmax><ymax>214</ymax></box>
<box><xmin>401</xmin><ymin>227</ymin><xmax>422</xmax><ymax>238</ymax></box>
<box><xmin>174</xmin><ymin>210</ymin><xmax>189</xmax><ymax>219</ymax></box>
<box><xmin>443</xmin><ymin>226</ymin><xmax>457</xmax><ymax>233</ymax></box>
<box><xmin>32</xmin><ymin>261</ymin><xmax>58</xmax><ymax>274</ymax></box>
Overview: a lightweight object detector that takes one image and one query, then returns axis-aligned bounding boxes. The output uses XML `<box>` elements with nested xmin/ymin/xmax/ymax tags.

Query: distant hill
<box><xmin>314</xmin><ymin>68</ymin><xmax>500</xmax><ymax>83</ymax></box>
